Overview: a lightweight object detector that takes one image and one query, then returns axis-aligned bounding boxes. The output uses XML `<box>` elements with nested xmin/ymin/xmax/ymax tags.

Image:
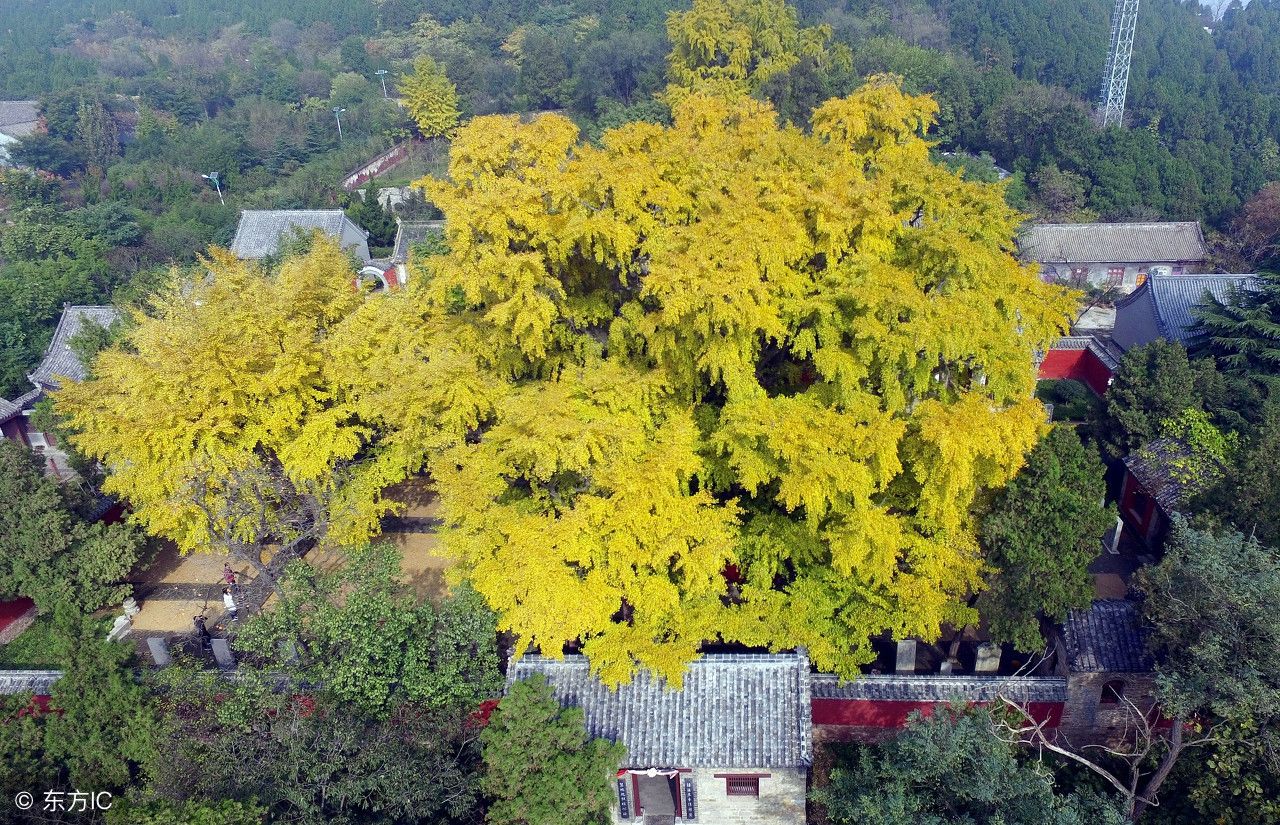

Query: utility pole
<box><xmin>333</xmin><ymin>106</ymin><xmax>346</xmax><ymax>140</ymax></box>
<box><xmin>1098</xmin><ymin>0</ymin><xmax>1140</xmax><ymax>128</ymax></box>
<box><xmin>375</xmin><ymin>69</ymin><xmax>389</xmax><ymax>99</ymax></box>
<box><xmin>201</xmin><ymin>172</ymin><xmax>224</xmax><ymax>205</ymax></box>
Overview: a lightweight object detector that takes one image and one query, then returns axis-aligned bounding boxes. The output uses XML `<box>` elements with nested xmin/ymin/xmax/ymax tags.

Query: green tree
<box><xmin>1139</xmin><ymin>522</ymin><xmax>1280</xmax><ymax>730</ymax></box>
<box><xmin>1194</xmin><ymin>401</ymin><xmax>1280</xmax><ymax>547</ymax></box>
<box><xmin>107</xmin><ymin>799</ymin><xmax>267</xmax><ymax>825</ymax></box>
<box><xmin>232</xmin><ymin>544</ymin><xmax>502</xmax><ymax>717</ymax></box>
<box><xmin>0</xmin><ymin>440</ymin><xmax>143</xmax><ymax>614</ymax></box>
<box><xmin>1191</xmin><ymin>270</ymin><xmax>1280</xmax><ymax>395</ymax></box>
<box><xmin>401</xmin><ymin>55</ymin><xmax>462</xmax><ymax>138</ymax></box>
<box><xmin>1099</xmin><ymin>341</ymin><xmax>1204</xmax><ymax>458</ymax></box>
<box><xmin>481</xmin><ymin>675</ymin><xmax>625</xmax><ymax>825</ymax></box>
<box><xmin>978</xmin><ymin>426</ymin><xmax>1113</xmax><ymax>652</ymax></box>
<box><xmin>44</xmin><ymin>612</ymin><xmax>159</xmax><ymax>793</ymax></box>
<box><xmin>813</xmin><ymin>706</ymin><xmax>1124</xmax><ymax>825</ymax></box>
<box><xmin>144</xmin><ymin>675</ymin><xmax>484</xmax><ymax>825</ymax></box>
<box><xmin>75</xmin><ymin>96</ymin><xmax>120</xmax><ymax>176</ymax></box>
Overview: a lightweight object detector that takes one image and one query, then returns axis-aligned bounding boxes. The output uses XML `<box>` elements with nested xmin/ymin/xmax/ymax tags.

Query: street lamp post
<box><xmin>201</xmin><ymin>172</ymin><xmax>224</xmax><ymax>205</ymax></box>
<box><xmin>375</xmin><ymin>69</ymin><xmax>389</xmax><ymax>99</ymax></box>
<box><xmin>333</xmin><ymin>106</ymin><xmax>346</xmax><ymax>139</ymax></box>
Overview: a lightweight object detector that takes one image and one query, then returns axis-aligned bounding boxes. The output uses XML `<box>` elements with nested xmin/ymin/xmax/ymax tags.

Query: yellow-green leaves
<box><xmin>664</xmin><ymin>0</ymin><xmax>851</xmax><ymax>104</ymax></box>
<box><xmin>400</xmin><ymin>55</ymin><xmax>462</xmax><ymax>138</ymax></box>
<box><xmin>55</xmin><ymin>241</ymin><xmax>403</xmax><ymax>557</ymax></box>
<box><xmin>405</xmin><ymin>77</ymin><xmax>1071</xmax><ymax>683</ymax></box>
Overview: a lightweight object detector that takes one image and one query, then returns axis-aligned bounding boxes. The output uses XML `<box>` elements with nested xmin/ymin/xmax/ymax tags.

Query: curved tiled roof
<box><xmin>1143</xmin><ymin>273</ymin><xmax>1256</xmax><ymax>344</ymax></box>
<box><xmin>229</xmin><ymin>210</ymin><xmax>365</xmax><ymax>259</ymax></box>
<box><xmin>1020</xmin><ymin>222</ymin><xmax>1207</xmax><ymax>264</ymax></box>
<box><xmin>508</xmin><ymin>654</ymin><xmax>812</xmax><ymax>768</ymax></box>
<box><xmin>29</xmin><ymin>306</ymin><xmax>119</xmax><ymax>389</ymax></box>
<box><xmin>1064</xmin><ymin>599</ymin><xmax>1151</xmax><ymax>673</ymax></box>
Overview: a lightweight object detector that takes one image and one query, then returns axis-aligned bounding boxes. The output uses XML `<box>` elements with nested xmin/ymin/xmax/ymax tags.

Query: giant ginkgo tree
<box><xmin>347</xmin><ymin>74</ymin><xmax>1073</xmax><ymax>684</ymax></box>
<box><xmin>55</xmin><ymin>243</ymin><xmax>415</xmax><ymax>595</ymax></box>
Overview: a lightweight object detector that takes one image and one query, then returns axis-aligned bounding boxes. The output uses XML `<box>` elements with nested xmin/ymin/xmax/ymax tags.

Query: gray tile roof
<box><xmin>1064</xmin><ymin>599</ymin><xmax>1151</xmax><ymax>673</ymax></box>
<box><xmin>391</xmin><ymin>219</ymin><xmax>444</xmax><ymax>263</ymax></box>
<box><xmin>1020</xmin><ymin>222</ymin><xmax>1207</xmax><ymax>264</ymax></box>
<box><xmin>0</xmin><ymin>100</ymin><xmax>39</xmax><ymax>138</ymax></box>
<box><xmin>508</xmin><ymin>653</ymin><xmax>812</xmax><ymax>769</ymax></box>
<box><xmin>29</xmin><ymin>306</ymin><xmax>119</xmax><ymax>389</ymax></box>
<box><xmin>1118</xmin><ymin>273</ymin><xmax>1259</xmax><ymax>345</ymax></box>
<box><xmin>811</xmin><ymin>673</ymin><xmax>1066</xmax><ymax>703</ymax></box>
<box><xmin>229</xmin><ymin>210</ymin><xmax>364</xmax><ymax>259</ymax></box>
<box><xmin>1042</xmin><ymin>335</ymin><xmax>1121</xmax><ymax>371</ymax></box>
<box><xmin>1122</xmin><ymin>436</ymin><xmax>1215</xmax><ymax>515</ymax></box>
<box><xmin>0</xmin><ymin>388</ymin><xmax>42</xmax><ymax>422</ymax></box>
<box><xmin>0</xmin><ymin>669</ymin><xmax>62</xmax><ymax>695</ymax></box>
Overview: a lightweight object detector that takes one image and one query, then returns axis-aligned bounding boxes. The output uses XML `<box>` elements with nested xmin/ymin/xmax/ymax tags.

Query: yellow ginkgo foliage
<box><xmin>370</xmin><ymin>76</ymin><xmax>1074</xmax><ymax>684</ymax></box>
<box><xmin>401</xmin><ymin>54</ymin><xmax>462</xmax><ymax>138</ymax></box>
<box><xmin>664</xmin><ymin>0</ymin><xmax>852</xmax><ymax>104</ymax></box>
<box><xmin>54</xmin><ymin>240</ymin><xmax>414</xmax><ymax>592</ymax></box>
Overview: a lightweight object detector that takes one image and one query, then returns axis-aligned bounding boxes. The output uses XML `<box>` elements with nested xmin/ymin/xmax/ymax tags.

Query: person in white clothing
<box><xmin>222</xmin><ymin>587</ymin><xmax>238</xmax><ymax>621</ymax></box>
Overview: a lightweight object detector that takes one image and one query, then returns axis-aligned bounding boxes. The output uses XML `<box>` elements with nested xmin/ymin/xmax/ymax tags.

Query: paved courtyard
<box><xmin>124</xmin><ymin>478</ymin><xmax>454</xmax><ymax>650</ymax></box>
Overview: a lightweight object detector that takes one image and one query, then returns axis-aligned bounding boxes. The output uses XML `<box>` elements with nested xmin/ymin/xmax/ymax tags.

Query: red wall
<box><xmin>1038</xmin><ymin>347</ymin><xmax>1112</xmax><ymax>396</ymax></box>
<box><xmin>812</xmin><ymin>698</ymin><xmax>1063</xmax><ymax>728</ymax></box>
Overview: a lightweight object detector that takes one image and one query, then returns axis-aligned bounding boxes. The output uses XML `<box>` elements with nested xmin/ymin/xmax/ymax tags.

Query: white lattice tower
<box><xmin>1100</xmin><ymin>0</ymin><xmax>1141</xmax><ymax>127</ymax></box>
<box><xmin>1098</xmin><ymin>0</ymin><xmax>1141</xmax><ymax>127</ymax></box>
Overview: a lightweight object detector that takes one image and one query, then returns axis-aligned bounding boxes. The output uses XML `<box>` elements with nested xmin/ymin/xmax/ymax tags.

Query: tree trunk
<box><xmin>1130</xmin><ymin>715</ymin><xmax>1187</xmax><ymax>821</ymax></box>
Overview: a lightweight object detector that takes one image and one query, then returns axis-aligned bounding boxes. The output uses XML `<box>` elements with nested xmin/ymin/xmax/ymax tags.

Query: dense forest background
<box><xmin>0</xmin><ymin>0</ymin><xmax>1278</xmax><ymax>397</ymax></box>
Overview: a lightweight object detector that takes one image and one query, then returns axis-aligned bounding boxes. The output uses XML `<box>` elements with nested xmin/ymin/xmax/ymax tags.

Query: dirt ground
<box><xmin>125</xmin><ymin>478</ymin><xmax>454</xmax><ymax>639</ymax></box>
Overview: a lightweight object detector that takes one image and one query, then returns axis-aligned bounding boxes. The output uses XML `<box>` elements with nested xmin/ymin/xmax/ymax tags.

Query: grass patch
<box><xmin>0</xmin><ymin>616</ymin><xmax>61</xmax><ymax>669</ymax></box>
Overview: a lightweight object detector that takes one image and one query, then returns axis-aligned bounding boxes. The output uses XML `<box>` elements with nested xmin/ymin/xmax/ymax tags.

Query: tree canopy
<box><xmin>1138</xmin><ymin>521</ymin><xmax>1280</xmax><ymax>725</ymax></box>
<box><xmin>401</xmin><ymin>54</ymin><xmax>463</xmax><ymax>138</ymax></box>
<box><xmin>481</xmin><ymin>675</ymin><xmax>625</xmax><ymax>825</ymax></box>
<box><xmin>978</xmin><ymin>426</ymin><xmax>1113</xmax><ymax>652</ymax></box>
<box><xmin>233</xmin><ymin>544</ymin><xmax>502</xmax><ymax>717</ymax></box>
<box><xmin>340</xmin><ymin>77</ymin><xmax>1075</xmax><ymax>684</ymax></box>
<box><xmin>664</xmin><ymin>0</ymin><xmax>851</xmax><ymax>103</ymax></box>
<box><xmin>0</xmin><ymin>439</ymin><xmax>143</xmax><ymax>614</ymax></box>
<box><xmin>813</xmin><ymin>706</ymin><xmax>1125</xmax><ymax>825</ymax></box>
<box><xmin>54</xmin><ymin>241</ymin><xmax>413</xmax><ymax>591</ymax></box>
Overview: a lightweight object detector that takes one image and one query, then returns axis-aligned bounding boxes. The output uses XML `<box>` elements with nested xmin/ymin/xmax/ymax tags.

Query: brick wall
<box><xmin>1057</xmin><ymin>671</ymin><xmax>1158</xmax><ymax>746</ymax></box>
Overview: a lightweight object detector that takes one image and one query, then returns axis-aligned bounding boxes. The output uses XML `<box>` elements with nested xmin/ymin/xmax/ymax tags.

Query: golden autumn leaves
<box><xmin>57</xmin><ymin>78</ymin><xmax>1073</xmax><ymax>686</ymax></box>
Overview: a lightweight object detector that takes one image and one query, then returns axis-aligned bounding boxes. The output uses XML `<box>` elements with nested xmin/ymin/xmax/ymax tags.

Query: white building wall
<box><xmin>1039</xmin><ymin>262</ymin><xmax>1184</xmax><ymax>292</ymax></box>
<box><xmin>613</xmin><ymin>767</ymin><xmax>806</xmax><ymax>825</ymax></box>
<box><xmin>339</xmin><ymin>220</ymin><xmax>371</xmax><ymax>262</ymax></box>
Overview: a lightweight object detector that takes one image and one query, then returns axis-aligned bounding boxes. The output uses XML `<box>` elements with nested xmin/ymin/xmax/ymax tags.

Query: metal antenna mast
<box><xmin>1098</xmin><ymin>0</ymin><xmax>1140</xmax><ymax>127</ymax></box>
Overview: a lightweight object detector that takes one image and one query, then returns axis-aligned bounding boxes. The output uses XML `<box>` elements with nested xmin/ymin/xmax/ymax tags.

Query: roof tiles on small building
<box><xmin>0</xmin><ymin>101</ymin><xmax>39</xmax><ymax>139</ymax></box>
<box><xmin>29</xmin><ymin>306</ymin><xmax>119</xmax><ymax>389</ymax></box>
<box><xmin>1064</xmin><ymin>599</ymin><xmax>1151</xmax><ymax>673</ymax></box>
<box><xmin>392</xmin><ymin>219</ymin><xmax>444</xmax><ymax>263</ymax></box>
<box><xmin>229</xmin><ymin>209</ymin><xmax>363</xmax><ymax>259</ymax></box>
<box><xmin>0</xmin><ymin>669</ymin><xmax>62</xmax><ymax>695</ymax></box>
<box><xmin>507</xmin><ymin>653</ymin><xmax>812</xmax><ymax>769</ymax></box>
<box><xmin>811</xmin><ymin>673</ymin><xmax>1066</xmax><ymax>703</ymax></box>
<box><xmin>1020</xmin><ymin>222</ymin><xmax>1207</xmax><ymax>265</ymax></box>
<box><xmin>1122</xmin><ymin>436</ymin><xmax>1218</xmax><ymax>516</ymax></box>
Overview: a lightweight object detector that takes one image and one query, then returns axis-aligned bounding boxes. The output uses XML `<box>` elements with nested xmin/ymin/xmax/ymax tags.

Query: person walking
<box><xmin>193</xmin><ymin>614</ymin><xmax>212</xmax><ymax>651</ymax></box>
<box><xmin>222</xmin><ymin>563</ymin><xmax>237</xmax><ymax>587</ymax></box>
<box><xmin>222</xmin><ymin>587</ymin><xmax>238</xmax><ymax>622</ymax></box>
